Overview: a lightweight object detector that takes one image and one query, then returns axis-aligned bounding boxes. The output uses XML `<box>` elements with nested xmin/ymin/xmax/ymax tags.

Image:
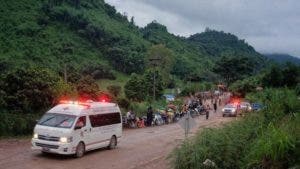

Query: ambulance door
<box><xmin>74</xmin><ymin>116</ymin><xmax>93</xmax><ymax>147</ymax></box>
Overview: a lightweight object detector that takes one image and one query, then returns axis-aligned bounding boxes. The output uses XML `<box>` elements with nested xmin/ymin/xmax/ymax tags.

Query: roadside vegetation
<box><xmin>0</xmin><ymin>1</ymin><xmax>299</xmax><ymax>156</ymax></box>
<box><xmin>0</xmin><ymin>1</ymin><xmax>299</xmax><ymax>168</ymax></box>
<box><xmin>172</xmin><ymin>88</ymin><xmax>300</xmax><ymax>169</ymax></box>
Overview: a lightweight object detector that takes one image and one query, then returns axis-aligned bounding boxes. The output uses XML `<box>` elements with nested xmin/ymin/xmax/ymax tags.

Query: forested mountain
<box><xmin>264</xmin><ymin>53</ymin><xmax>300</xmax><ymax>65</ymax></box>
<box><xmin>141</xmin><ymin>22</ymin><xmax>214</xmax><ymax>80</ymax></box>
<box><xmin>0</xmin><ymin>0</ymin><xmax>267</xmax><ymax>81</ymax></box>
<box><xmin>188</xmin><ymin>29</ymin><xmax>267</xmax><ymax>71</ymax></box>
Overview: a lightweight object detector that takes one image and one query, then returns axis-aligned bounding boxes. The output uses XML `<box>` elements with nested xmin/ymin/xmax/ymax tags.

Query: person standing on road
<box><xmin>205</xmin><ymin>104</ymin><xmax>210</xmax><ymax>120</ymax></box>
<box><xmin>213</xmin><ymin>98</ymin><xmax>217</xmax><ymax>113</ymax></box>
<box><xmin>126</xmin><ymin>110</ymin><xmax>133</xmax><ymax>119</ymax></box>
<box><xmin>147</xmin><ymin>106</ymin><xmax>153</xmax><ymax>126</ymax></box>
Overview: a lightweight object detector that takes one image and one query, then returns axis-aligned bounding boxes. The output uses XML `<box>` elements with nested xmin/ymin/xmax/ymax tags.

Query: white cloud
<box><xmin>105</xmin><ymin>0</ymin><xmax>300</xmax><ymax>57</ymax></box>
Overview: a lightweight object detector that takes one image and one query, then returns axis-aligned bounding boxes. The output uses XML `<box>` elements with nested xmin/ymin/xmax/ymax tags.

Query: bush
<box><xmin>180</xmin><ymin>82</ymin><xmax>213</xmax><ymax>96</ymax></box>
<box><xmin>295</xmin><ymin>83</ymin><xmax>300</xmax><ymax>96</ymax></box>
<box><xmin>172</xmin><ymin>88</ymin><xmax>300</xmax><ymax>169</ymax></box>
<box><xmin>107</xmin><ymin>85</ymin><xmax>121</xmax><ymax>97</ymax></box>
<box><xmin>172</xmin><ymin>113</ymin><xmax>264</xmax><ymax>169</ymax></box>
<box><xmin>81</xmin><ymin>64</ymin><xmax>115</xmax><ymax>80</ymax></box>
<box><xmin>0</xmin><ymin>67</ymin><xmax>61</xmax><ymax>113</ymax></box>
<box><xmin>229</xmin><ymin>76</ymin><xmax>260</xmax><ymax>97</ymax></box>
<box><xmin>0</xmin><ymin>112</ymin><xmax>41</xmax><ymax>137</ymax></box>
<box><xmin>116</xmin><ymin>97</ymin><xmax>130</xmax><ymax>110</ymax></box>
<box><xmin>243</xmin><ymin>123</ymin><xmax>296</xmax><ymax>168</ymax></box>
<box><xmin>129</xmin><ymin>102</ymin><xmax>149</xmax><ymax>117</ymax></box>
<box><xmin>124</xmin><ymin>73</ymin><xmax>145</xmax><ymax>101</ymax></box>
<box><xmin>76</xmin><ymin>75</ymin><xmax>100</xmax><ymax>100</ymax></box>
<box><xmin>246</xmin><ymin>88</ymin><xmax>300</xmax><ymax>123</ymax></box>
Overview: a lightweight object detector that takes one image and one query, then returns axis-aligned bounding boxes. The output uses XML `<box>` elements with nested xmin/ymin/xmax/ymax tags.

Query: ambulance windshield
<box><xmin>38</xmin><ymin>113</ymin><xmax>76</xmax><ymax>128</ymax></box>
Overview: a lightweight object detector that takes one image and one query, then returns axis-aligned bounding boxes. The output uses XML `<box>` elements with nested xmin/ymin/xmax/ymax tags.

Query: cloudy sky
<box><xmin>105</xmin><ymin>0</ymin><xmax>300</xmax><ymax>57</ymax></box>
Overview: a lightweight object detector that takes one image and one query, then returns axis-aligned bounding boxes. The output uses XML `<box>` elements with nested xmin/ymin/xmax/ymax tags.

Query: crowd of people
<box><xmin>123</xmin><ymin>91</ymin><xmax>226</xmax><ymax>129</ymax></box>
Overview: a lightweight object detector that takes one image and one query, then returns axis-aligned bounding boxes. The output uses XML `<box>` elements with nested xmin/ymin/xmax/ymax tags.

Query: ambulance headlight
<box><xmin>60</xmin><ymin>137</ymin><xmax>72</xmax><ymax>143</ymax></box>
<box><xmin>33</xmin><ymin>133</ymin><xmax>38</xmax><ymax>139</ymax></box>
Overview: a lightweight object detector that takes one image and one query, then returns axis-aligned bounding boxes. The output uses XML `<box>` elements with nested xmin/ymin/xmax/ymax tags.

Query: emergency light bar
<box><xmin>59</xmin><ymin>100</ymin><xmax>91</xmax><ymax>107</ymax></box>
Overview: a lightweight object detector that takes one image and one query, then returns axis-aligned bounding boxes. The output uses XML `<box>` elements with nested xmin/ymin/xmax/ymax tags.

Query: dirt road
<box><xmin>0</xmin><ymin>107</ymin><xmax>233</xmax><ymax>169</ymax></box>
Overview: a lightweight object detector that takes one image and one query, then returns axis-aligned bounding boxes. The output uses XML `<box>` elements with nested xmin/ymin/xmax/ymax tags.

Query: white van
<box><xmin>31</xmin><ymin>100</ymin><xmax>122</xmax><ymax>157</ymax></box>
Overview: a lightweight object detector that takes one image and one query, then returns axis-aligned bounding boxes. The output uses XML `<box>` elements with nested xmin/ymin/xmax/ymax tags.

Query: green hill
<box><xmin>0</xmin><ymin>0</ymin><xmax>150</xmax><ymax>76</ymax></box>
<box><xmin>141</xmin><ymin>22</ymin><xmax>214</xmax><ymax>80</ymax></box>
<box><xmin>0</xmin><ymin>0</ymin><xmax>272</xmax><ymax>135</ymax></box>
<box><xmin>188</xmin><ymin>29</ymin><xmax>267</xmax><ymax>71</ymax></box>
<box><xmin>264</xmin><ymin>53</ymin><xmax>300</xmax><ymax>65</ymax></box>
<box><xmin>0</xmin><ymin>0</ymin><xmax>266</xmax><ymax>80</ymax></box>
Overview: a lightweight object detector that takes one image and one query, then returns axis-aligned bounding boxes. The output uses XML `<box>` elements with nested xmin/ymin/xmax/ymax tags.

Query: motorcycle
<box><xmin>196</xmin><ymin>105</ymin><xmax>206</xmax><ymax>115</ymax></box>
<box><xmin>173</xmin><ymin>111</ymin><xmax>182</xmax><ymax>122</ymax></box>
<box><xmin>123</xmin><ymin>114</ymin><xmax>137</xmax><ymax>128</ymax></box>
<box><xmin>152</xmin><ymin>113</ymin><xmax>165</xmax><ymax>126</ymax></box>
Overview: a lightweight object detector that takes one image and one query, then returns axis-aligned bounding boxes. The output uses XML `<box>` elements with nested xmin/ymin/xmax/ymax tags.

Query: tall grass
<box><xmin>172</xmin><ymin>88</ymin><xmax>300</xmax><ymax>169</ymax></box>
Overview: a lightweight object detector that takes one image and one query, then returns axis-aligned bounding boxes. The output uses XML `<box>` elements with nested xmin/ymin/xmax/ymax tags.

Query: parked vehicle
<box><xmin>152</xmin><ymin>113</ymin><xmax>165</xmax><ymax>126</ymax></box>
<box><xmin>251</xmin><ymin>103</ymin><xmax>264</xmax><ymax>111</ymax></box>
<box><xmin>32</xmin><ymin>100</ymin><xmax>122</xmax><ymax>158</ymax></box>
<box><xmin>196</xmin><ymin>105</ymin><xmax>206</xmax><ymax>115</ymax></box>
<box><xmin>240</xmin><ymin>102</ymin><xmax>252</xmax><ymax>112</ymax></box>
<box><xmin>222</xmin><ymin>103</ymin><xmax>239</xmax><ymax>117</ymax></box>
<box><xmin>189</xmin><ymin>109</ymin><xmax>199</xmax><ymax>118</ymax></box>
<box><xmin>123</xmin><ymin>116</ymin><xmax>137</xmax><ymax>128</ymax></box>
<box><xmin>163</xmin><ymin>94</ymin><xmax>175</xmax><ymax>102</ymax></box>
<box><xmin>173</xmin><ymin>111</ymin><xmax>183</xmax><ymax>122</ymax></box>
<box><xmin>188</xmin><ymin>100</ymin><xmax>206</xmax><ymax>117</ymax></box>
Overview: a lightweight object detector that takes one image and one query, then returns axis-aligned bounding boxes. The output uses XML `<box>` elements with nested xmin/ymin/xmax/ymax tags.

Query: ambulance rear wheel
<box><xmin>75</xmin><ymin>142</ymin><xmax>85</xmax><ymax>158</ymax></box>
<box><xmin>108</xmin><ymin>136</ymin><xmax>117</xmax><ymax>149</ymax></box>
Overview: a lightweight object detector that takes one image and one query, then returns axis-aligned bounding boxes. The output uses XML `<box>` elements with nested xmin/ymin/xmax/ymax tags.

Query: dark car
<box><xmin>251</xmin><ymin>103</ymin><xmax>264</xmax><ymax>111</ymax></box>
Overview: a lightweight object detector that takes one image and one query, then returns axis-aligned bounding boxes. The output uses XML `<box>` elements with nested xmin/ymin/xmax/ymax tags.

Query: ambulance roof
<box><xmin>47</xmin><ymin>102</ymin><xmax>119</xmax><ymax>116</ymax></box>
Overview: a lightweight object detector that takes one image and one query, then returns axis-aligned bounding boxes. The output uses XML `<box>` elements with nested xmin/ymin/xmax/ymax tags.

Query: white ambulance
<box><xmin>31</xmin><ymin>100</ymin><xmax>122</xmax><ymax>157</ymax></box>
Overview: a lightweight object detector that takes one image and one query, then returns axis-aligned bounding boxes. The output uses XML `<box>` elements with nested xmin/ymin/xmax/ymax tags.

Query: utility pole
<box><xmin>148</xmin><ymin>57</ymin><xmax>160</xmax><ymax>102</ymax></box>
<box><xmin>153</xmin><ymin>70</ymin><xmax>156</xmax><ymax>102</ymax></box>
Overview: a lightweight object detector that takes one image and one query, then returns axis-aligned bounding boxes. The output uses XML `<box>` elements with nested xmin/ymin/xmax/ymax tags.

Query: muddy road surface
<box><xmin>0</xmin><ymin>109</ymin><xmax>234</xmax><ymax>169</ymax></box>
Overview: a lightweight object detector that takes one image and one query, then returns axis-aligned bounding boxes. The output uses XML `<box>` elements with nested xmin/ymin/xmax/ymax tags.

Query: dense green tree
<box><xmin>124</xmin><ymin>73</ymin><xmax>145</xmax><ymax>101</ymax></box>
<box><xmin>0</xmin><ymin>68</ymin><xmax>61</xmax><ymax>113</ymax></box>
<box><xmin>282</xmin><ymin>63</ymin><xmax>300</xmax><ymax>87</ymax></box>
<box><xmin>146</xmin><ymin>44</ymin><xmax>174</xmax><ymax>70</ymax></box>
<box><xmin>107</xmin><ymin>47</ymin><xmax>145</xmax><ymax>74</ymax></box>
<box><xmin>230</xmin><ymin>76</ymin><xmax>261</xmax><ymax>97</ymax></box>
<box><xmin>143</xmin><ymin>69</ymin><xmax>164</xmax><ymax>100</ymax></box>
<box><xmin>145</xmin><ymin>44</ymin><xmax>174</xmax><ymax>85</ymax></box>
<box><xmin>262</xmin><ymin>66</ymin><xmax>283</xmax><ymax>88</ymax></box>
<box><xmin>81</xmin><ymin>63</ymin><xmax>115</xmax><ymax>80</ymax></box>
<box><xmin>116</xmin><ymin>97</ymin><xmax>130</xmax><ymax>109</ymax></box>
<box><xmin>213</xmin><ymin>56</ymin><xmax>255</xmax><ymax>85</ymax></box>
<box><xmin>262</xmin><ymin>63</ymin><xmax>300</xmax><ymax>88</ymax></box>
<box><xmin>107</xmin><ymin>85</ymin><xmax>121</xmax><ymax>97</ymax></box>
<box><xmin>295</xmin><ymin>84</ymin><xmax>300</xmax><ymax>96</ymax></box>
<box><xmin>76</xmin><ymin>75</ymin><xmax>99</xmax><ymax>100</ymax></box>
<box><xmin>52</xmin><ymin>80</ymin><xmax>77</xmax><ymax>103</ymax></box>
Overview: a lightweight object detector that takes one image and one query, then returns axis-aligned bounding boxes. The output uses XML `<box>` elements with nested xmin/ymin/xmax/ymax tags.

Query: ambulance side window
<box><xmin>89</xmin><ymin>113</ymin><xmax>121</xmax><ymax>127</ymax></box>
